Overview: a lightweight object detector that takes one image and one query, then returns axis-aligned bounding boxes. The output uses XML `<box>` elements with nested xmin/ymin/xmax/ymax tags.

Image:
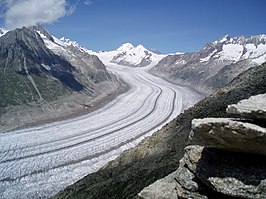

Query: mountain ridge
<box><xmin>151</xmin><ymin>34</ymin><xmax>266</xmax><ymax>94</ymax></box>
<box><xmin>0</xmin><ymin>26</ymin><xmax>122</xmax><ymax>132</ymax></box>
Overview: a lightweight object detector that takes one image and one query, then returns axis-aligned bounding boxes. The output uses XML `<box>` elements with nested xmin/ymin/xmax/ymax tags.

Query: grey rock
<box><xmin>227</xmin><ymin>93</ymin><xmax>266</xmax><ymax>121</ymax></box>
<box><xmin>138</xmin><ymin>171</ymin><xmax>178</xmax><ymax>199</ymax></box>
<box><xmin>184</xmin><ymin>146</ymin><xmax>266</xmax><ymax>199</ymax></box>
<box><xmin>175</xmin><ymin>159</ymin><xmax>209</xmax><ymax>199</ymax></box>
<box><xmin>182</xmin><ymin>145</ymin><xmax>204</xmax><ymax>173</ymax></box>
<box><xmin>190</xmin><ymin>118</ymin><xmax>266</xmax><ymax>155</ymax></box>
<box><xmin>175</xmin><ymin>180</ymin><xmax>208</xmax><ymax>199</ymax></box>
<box><xmin>175</xmin><ymin>161</ymin><xmax>199</xmax><ymax>192</ymax></box>
<box><xmin>138</xmin><ymin>162</ymin><xmax>206</xmax><ymax>199</ymax></box>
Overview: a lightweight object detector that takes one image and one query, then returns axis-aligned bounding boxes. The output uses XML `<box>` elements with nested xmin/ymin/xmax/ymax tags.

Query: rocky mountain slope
<box><xmin>52</xmin><ymin>63</ymin><xmax>266</xmax><ymax>199</ymax></box>
<box><xmin>0</xmin><ymin>26</ymin><xmax>121</xmax><ymax>132</ymax></box>
<box><xmin>138</xmin><ymin>94</ymin><xmax>266</xmax><ymax>199</ymax></box>
<box><xmin>95</xmin><ymin>43</ymin><xmax>169</xmax><ymax>67</ymax></box>
<box><xmin>151</xmin><ymin>35</ymin><xmax>266</xmax><ymax>94</ymax></box>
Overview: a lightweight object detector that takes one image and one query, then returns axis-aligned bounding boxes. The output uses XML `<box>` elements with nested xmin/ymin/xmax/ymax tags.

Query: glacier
<box><xmin>0</xmin><ymin>62</ymin><xmax>203</xmax><ymax>198</ymax></box>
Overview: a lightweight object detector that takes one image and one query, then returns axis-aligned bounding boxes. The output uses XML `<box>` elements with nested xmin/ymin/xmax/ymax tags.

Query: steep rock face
<box><xmin>52</xmin><ymin>64</ymin><xmax>266</xmax><ymax>198</ymax></box>
<box><xmin>151</xmin><ymin>35</ymin><xmax>266</xmax><ymax>93</ymax></box>
<box><xmin>139</xmin><ymin>94</ymin><xmax>266</xmax><ymax>199</ymax></box>
<box><xmin>0</xmin><ymin>27</ymin><xmax>75</xmax><ymax>107</ymax></box>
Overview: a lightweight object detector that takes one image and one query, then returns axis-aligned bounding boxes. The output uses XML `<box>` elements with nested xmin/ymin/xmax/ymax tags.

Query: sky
<box><xmin>0</xmin><ymin>0</ymin><xmax>266</xmax><ymax>53</ymax></box>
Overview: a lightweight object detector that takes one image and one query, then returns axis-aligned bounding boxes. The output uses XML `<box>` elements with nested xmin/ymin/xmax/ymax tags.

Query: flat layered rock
<box><xmin>227</xmin><ymin>93</ymin><xmax>266</xmax><ymax>121</ymax></box>
<box><xmin>190</xmin><ymin>118</ymin><xmax>266</xmax><ymax>155</ymax></box>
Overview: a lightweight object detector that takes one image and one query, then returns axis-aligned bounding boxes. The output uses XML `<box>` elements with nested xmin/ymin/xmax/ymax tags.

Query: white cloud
<box><xmin>2</xmin><ymin>0</ymin><xmax>72</xmax><ymax>29</ymax></box>
<box><xmin>83</xmin><ymin>0</ymin><xmax>92</xmax><ymax>6</ymax></box>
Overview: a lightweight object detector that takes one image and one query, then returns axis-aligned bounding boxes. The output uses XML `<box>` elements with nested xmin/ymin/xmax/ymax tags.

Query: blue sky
<box><xmin>1</xmin><ymin>0</ymin><xmax>266</xmax><ymax>53</ymax></box>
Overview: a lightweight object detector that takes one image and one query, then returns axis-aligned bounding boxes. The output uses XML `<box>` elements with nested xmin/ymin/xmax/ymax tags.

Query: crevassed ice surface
<box><xmin>0</xmin><ymin>63</ymin><xmax>203</xmax><ymax>198</ymax></box>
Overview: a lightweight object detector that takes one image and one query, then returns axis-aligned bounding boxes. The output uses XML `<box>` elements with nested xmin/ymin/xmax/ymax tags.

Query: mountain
<box><xmin>52</xmin><ymin>63</ymin><xmax>266</xmax><ymax>199</ymax></box>
<box><xmin>0</xmin><ymin>26</ymin><xmax>121</xmax><ymax>132</ymax></box>
<box><xmin>0</xmin><ymin>27</ymin><xmax>75</xmax><ymax>107</ymax></box>
<box><xmin>94</xmin><ymin>43</ymin><xmax>169</xmax><ymax>67</ymax></box>
<box><xmin>151</xmin><ymin>34</ymin><xmax>266</xmax><ymax>94</ymax></box>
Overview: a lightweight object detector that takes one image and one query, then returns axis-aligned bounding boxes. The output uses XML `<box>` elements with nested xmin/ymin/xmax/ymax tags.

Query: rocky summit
<box><xmin>139</xmin><ymin>93</ymin><xmax>266</xmax><ymax>199</ymax></box>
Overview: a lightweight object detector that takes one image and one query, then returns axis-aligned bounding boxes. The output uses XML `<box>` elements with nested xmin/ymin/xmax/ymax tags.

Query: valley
<box><xmin>0</xmin><ymin>62</ymin><xmax>203</xmax><ymax>198</ymax></box>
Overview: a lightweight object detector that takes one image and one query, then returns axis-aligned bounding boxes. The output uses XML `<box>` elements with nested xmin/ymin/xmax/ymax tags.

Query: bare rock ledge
<box><xmin>191</xmin><ymin>117</ymin><xmax>266</xmax><ymax>155</ymax></box>
<box><xmin>227</xmin><ymin>93</ymin><xmax>266</xmax><ymax>121</ymax></box>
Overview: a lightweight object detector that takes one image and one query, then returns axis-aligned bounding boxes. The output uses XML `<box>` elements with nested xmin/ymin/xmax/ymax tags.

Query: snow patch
<box><xmin>218</xmin><ymin>44</ymin><xmax>243</xmax><ymax>62</ymax></box>
<box><xmin>200</xmin><ymin>49</ymin><xmax>218</xmax><ymax>62</ymax></box>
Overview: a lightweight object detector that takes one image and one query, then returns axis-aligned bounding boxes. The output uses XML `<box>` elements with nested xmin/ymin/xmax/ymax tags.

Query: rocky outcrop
<box><xmin>139</xmin><ymin>93</ymin><xmax>266</xmax><ymax>199</ymax></box>
<box><xmin>191</xmin><ymin>117</ymin><xmax>266</xmax><ymax>155</ymax></box>
<box><xmin>227</xmin><ymin>93</ymin><xmax>266</xmax><ymax>121</ymax></box>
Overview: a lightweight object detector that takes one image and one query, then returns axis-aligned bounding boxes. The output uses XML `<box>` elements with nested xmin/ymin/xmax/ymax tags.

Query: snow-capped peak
<box><xmin>117</xmin><ymin>43</ymin><xmax>134</xmax><ymax>51</ymax></box>
<box><xmin>135</xmin><ymin>44</ymin><xmax>147</xmax><ymax>51</ymax></box>
<box><xmin>95</xmin><ymin>42</ymin><xmax>168</xmax><ymax>68</ymax></box>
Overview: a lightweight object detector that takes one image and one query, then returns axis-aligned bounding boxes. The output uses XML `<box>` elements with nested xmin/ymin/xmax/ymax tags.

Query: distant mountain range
<box><xmin>89</xmin><ymin>34</ymin><xmax>266</xmax><ymax>94</ymax></box>
<box><xmin>151</xmin><ymin>34</ymin><xmax>266</xmax><ymax>93</ymax></box>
